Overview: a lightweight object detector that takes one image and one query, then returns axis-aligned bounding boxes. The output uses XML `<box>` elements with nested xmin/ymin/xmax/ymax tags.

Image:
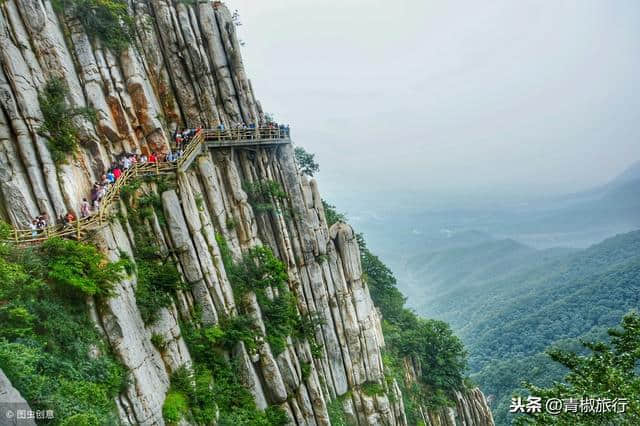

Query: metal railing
<box><xmin>6</xmin><ymin>127</ymin><xmax>291</xmax><ymax>244</ymax></box>
<box><xmin>202</xmin><ymin>126</ymin><xmax>291</xmax><ymax>144</ymax></box>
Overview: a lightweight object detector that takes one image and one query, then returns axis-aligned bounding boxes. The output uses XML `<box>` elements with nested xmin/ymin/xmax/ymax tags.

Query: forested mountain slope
<box><xmin>406</xmin><ymin>238</ymin><xmax>575</xmax><ymax>317</ymax></box>
<box><xmin>415</xmin><ymin>230</ymin><xmax>640</xmax><ymax>425</ymax></box>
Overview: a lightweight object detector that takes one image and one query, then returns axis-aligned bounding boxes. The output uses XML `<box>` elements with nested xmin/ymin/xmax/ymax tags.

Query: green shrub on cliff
<box><xmin>52</xmin><ymin>0</ymin><xmax>134</xmax><ymax>51</ymax></box>
<box><xmin>134</xmin><ymin>256</ymin><xmax>184</xmax><ymax>324</ymax></box>
<box><xmin>243</xmin><ymin>180</ymin><xmax>288</xmax><ymax>214</ymax></box>
<box><xmin>227</xmin><ymin>246</ymin><xmax>321</xmax><ymax>356</ymax></box>
<box><xmin>322</xmin><ymin>200</ymin><xmax>346</xmax><ymax>227</ymax></box>
<box><xmin>120</xmin><ymin>187</ymin><xmax>184</xmax><ymax>325</ymax></box>
<box><xmin>38</xmin><ymin>78</ymin><xmax>96</xmax><ymax>164</ymax></box>
<box><xmin>40</xmin><ymin>237</ymin><xmax>129</xmax><ymax>297</ymax></box>
<box><xmin>129</xmin><ymin>226</ymin><xmax>183</xmax><ymax>326</ymax></box>
<box><xmin>384</xmin><ymin>312</ymin><xmax>467</xmax><ymax>393</ymax></box>
<box><xmin>327</xmin><ymin>395</ymin><xmax>350</xmax><ymax>426</ymax></box>
<box><xmin>163</xmin><ymin>390</ymin><xmax>190</xmax><ymax>425</ymax></box>
<box><xmin>179</xmin><ymin>323</ymin><xmax>289</xmax><ymax>426</ymax></box>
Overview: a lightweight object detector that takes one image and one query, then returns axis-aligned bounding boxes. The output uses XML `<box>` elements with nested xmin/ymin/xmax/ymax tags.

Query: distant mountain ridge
<box><xmin>611</xmin><ymin>160</ymin><xmax>640</xmax><ymax>186</ymax></box>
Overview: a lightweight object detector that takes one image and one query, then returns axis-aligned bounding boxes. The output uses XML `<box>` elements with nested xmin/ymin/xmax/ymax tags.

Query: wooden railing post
<box><xmin>77</xmin><ymin>217</ymin><xmax>81</xmax><ymax>240</ymax></box>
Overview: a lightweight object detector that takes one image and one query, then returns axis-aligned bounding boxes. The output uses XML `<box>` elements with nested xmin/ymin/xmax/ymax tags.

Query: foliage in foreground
<box><xmin>38</xmin><ymin>78</ymin><xmax>96</xmax><ymax>164</ymax></box>
<box><xmin>514</xmin><ymin>312</ymin><xmax>640</xmax><ymax>425</ymax></box>
<box><xmin>0</xmin><ymin>233</ymin><xmax>128</xmax><ymax>424</ymax></box>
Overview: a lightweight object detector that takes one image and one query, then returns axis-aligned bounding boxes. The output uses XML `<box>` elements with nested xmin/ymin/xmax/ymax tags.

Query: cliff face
<box><xmin>0</xmin><ymin>1</ymin><xmax>494</xmax><ymax>425</ymax></box>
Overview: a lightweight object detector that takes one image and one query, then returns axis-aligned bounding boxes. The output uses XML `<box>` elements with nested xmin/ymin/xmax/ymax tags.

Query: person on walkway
<box><xmin>140</xmin><ymin>154</ymin><xmax>148</xmax><ymax>164</ymax></box>
<box><xmin>123</xmin><ymin>156</ymin><xmax>132</xmax><ymax>170</ymax></box>
<box><xmin>80</xmin><ymin>198</ymin><xmax>90</xmax><ymax>218</ymax></box>
<box><xmin>30</xmin><ymin>220</ymin><xmax>38</xmax><ymax>237</ymax></box>
<box><xmin>106</xmin><ymin>170</ymin><xmax>115</xmax><ymax>184</ymax></box>
<box><xmin>40</xmin><ymin>212</ymin><xmax>49</xmax><ymax>227</ymax></box>
<box><xmin>91</xmin><ymin>183</ymin><xmax>100</xmax><ymax>208</ymax></box>
<box><xmin>97</xmin><ymin>184</ymin><xmax>107</xmax><ymax>202</ymax></box>
<box><xmin>113</xmin><ymin>167</ymin><xmax>122</xmax><ymax>180</ymax></box>
<box><xmin>149</xmin><ymin>152</ymin><xmax>157</xmax><ymax>163</ymax></box>
<box><xmin>65</xmin><ymin>212</ymin><xmax>75</xmax><ymax>226</ymax></box>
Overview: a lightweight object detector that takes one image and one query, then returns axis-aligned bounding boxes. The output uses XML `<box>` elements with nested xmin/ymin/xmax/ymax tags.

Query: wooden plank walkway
<box><xmin>6</xmin><ymin>128</ymin><xmax>291</xmax><ymax>244</ymax></box>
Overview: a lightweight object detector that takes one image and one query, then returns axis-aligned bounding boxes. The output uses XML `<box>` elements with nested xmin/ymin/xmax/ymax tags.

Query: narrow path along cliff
<box><xmin>0</xmin><ymin>1</ymin><xmax>494</xmax><ymax>425</ymax></box>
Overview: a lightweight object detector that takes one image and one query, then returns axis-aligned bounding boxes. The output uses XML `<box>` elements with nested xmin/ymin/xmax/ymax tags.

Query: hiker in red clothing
<box><xmin>149</xmin><ymin>152</ymin><xmax>157</xmax><ymax>163</ymax></box>
<box><xmin>62</xmin><ymin>212</ymin><xmax>75</xmax><ymax>227</ymax></box>
<box><xmin>113</xmin><ymin>167</ymin><xmax>122</xmax><ymax>180</ymax></box>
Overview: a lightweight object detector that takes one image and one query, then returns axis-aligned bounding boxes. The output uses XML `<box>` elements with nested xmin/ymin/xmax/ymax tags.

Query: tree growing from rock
<box><xmin>294</xmin><ymin>146</ymin><xmax>320</xmax><ymax>177</ymax></box>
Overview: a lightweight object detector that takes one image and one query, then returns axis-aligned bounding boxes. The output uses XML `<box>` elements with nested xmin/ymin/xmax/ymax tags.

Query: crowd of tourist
<box><xmin>27</xmin><ymin>129</ymin><xmax>195</xmax><ymax>237</ymax></box>
<box><xmin>25</xmin><ymin>123</ymin><xmax>289</xmax><ymax>238</ymax></box>
<box><xmin>29</xmin><ymin>211</ymin><xmax>78</xmax><ymax>237</ymax></box>
<box><xmin>215</xmin><ymin>121</ymin><xmax>290</xmax><ymax>137</ymax></box>
<box><xmin>173</xmin><ymin>127</ymin><xmax>201</xmax><ymax>149</ymax></box>
<box><xmin>29</xmin><ymin>213</ymin><xmax>49</xmax><ymax>236</ymax></box>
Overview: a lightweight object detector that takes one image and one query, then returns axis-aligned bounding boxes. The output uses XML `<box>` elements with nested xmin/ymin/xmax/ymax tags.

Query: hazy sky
<box><xmin>230</xmin><ymin>0</ymin><xmax>640</xmax><ymax>204</ymax></box>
